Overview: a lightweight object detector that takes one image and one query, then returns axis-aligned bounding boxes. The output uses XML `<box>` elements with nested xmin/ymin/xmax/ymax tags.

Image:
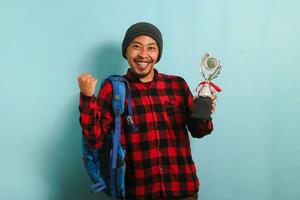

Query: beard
<box><xmin>130</xmin><ymin>65</ymin><xmax>153</xmax><ymax>79</ymax></box>
<box><xmin>130</xmin><ymin>56</ymin><xmax>155</xmax><ymax>79</ymax></box>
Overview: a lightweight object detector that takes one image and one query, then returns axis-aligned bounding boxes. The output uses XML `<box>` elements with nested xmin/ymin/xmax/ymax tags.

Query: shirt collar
<box><xmin>125</xmin><ymin>68</ymin><xmax>159</xmax><ymax>83</ymax></box>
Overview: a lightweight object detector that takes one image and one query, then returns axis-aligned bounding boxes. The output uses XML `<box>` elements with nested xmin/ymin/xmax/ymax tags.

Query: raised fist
<box><xmin>77</xmin><ymin>73</ymin><xmax>98</xmax><ymax>96</ymax></box>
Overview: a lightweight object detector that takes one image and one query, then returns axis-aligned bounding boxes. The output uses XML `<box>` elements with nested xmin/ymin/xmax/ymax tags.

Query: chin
<box><xmin>132</xmin><ymin>66</ymin><xmax>153</xmax><ymax>78</ymax></box>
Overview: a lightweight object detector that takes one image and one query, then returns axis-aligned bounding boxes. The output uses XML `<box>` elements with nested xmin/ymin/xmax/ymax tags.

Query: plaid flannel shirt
<box><xmin>79</xmin><ymin>69</ymin><xmax>213</xmax><ymax>199</ymax></box>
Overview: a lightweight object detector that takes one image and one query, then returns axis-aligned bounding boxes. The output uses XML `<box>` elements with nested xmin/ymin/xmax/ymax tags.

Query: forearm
<box><xmin>79</xmin><ymin>93</ymin><xmax>104</xmax><ymax>149</ymax></box>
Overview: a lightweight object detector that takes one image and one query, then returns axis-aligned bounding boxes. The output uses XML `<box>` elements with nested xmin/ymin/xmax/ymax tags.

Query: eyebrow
<box><xmin>132</xmin><ymin>41</ymin><xmax>157</xmax><ymax>46</ymax></box>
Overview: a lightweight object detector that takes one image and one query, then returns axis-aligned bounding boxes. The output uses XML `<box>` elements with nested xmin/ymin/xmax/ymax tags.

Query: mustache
<box><xmin>133</xmin><ymin>56</ymin><xmax>153</xmax><ymax>63</ymax></box>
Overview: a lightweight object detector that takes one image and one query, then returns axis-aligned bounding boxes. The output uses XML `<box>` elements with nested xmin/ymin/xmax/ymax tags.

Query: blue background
<box><xmin>1</xmin><ymin>0</ymin><xmax>299</xmax><ymax>199</ymax></box>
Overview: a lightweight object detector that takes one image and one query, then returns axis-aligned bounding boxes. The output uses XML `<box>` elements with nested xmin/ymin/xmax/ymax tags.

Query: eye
<box><xmin>132</xmin><ymin>44</ymin><xmax>141</xmax><ymax>49</ymax></box>
<box><xmin>148</xmin><ymin>46</ymin><xmax>156</xmax><ymax>51</ymax></box>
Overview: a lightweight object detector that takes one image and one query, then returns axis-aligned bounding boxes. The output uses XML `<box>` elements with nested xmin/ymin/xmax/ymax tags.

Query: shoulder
<box><xmin>159</xmin><ymin>72</ymin><xmax>185</xmax><ymax>82</ymax></box>
<box><xmin>158</xmin><ymin>72</ymin><xmax>189</xmax><ymax>88</ymax></box>
<box><xmin>96</xmin><ymin>78</ymin><xmax>113</xmax><ymax>101</ymax></box>
<box><xmin>100</xmin><ymin>78</ymin><xmax>113</xmax><ymax>92</ymax></box>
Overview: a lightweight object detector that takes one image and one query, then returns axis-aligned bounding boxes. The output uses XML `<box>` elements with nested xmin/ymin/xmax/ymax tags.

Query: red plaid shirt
<box><xmin>79</xmin><ymin>69</ymin><xmax>213</xmax><ymax>199</ymax></box>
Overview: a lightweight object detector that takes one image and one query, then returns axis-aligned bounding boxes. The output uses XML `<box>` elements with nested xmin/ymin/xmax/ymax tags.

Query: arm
<box><xmin>78</xmin><ymin>75</ymin><xmax>114</xmax><ymax>149</ymax></box>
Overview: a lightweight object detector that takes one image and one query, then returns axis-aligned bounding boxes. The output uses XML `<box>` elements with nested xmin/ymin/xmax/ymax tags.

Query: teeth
<box><xmin>136</xmin><ymin>62</ymin><xmax>148</xmax><ymax>68</ymax></box>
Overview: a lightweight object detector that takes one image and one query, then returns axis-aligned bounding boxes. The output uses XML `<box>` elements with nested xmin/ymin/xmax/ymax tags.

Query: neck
<box><xmin>130</xmin><ymin>68</ymin><xmax>155</xmax><ymax>83</ymax></box>
<box><xmin>139</xmin><ymin>71</ymin><xmax>154</xmax><ymax>83</ymax></box>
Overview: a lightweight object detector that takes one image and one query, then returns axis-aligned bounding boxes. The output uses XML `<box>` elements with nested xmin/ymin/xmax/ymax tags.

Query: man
<box><xmin>78</xmin><ymin>22</ymin><xmax>216</xmax><ymax>200</ymax></box>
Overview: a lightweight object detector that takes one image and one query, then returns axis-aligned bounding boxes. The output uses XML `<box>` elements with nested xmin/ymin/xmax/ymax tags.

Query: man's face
<box><xmin>125</xmin><ymin>35</ymin><xmax>159</xmax><ymax>82</ymax></box>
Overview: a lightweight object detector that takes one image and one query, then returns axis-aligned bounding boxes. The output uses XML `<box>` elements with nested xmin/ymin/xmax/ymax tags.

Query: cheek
<box><xmin>150</xmin><ymin>52</ymin><xmax>159</xmax><ymax>62</ymax></box>
<box><xmin>126</xmin><ymin>48</ymin><xmax>138</xmax><ymax>59</ymax></box>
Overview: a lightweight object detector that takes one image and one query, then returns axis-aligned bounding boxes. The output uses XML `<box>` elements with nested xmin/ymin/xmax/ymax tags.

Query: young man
<box><xmin>78</xmin><ymin>22</ymin><xmax>216</xmax><ymax>200</ymax></box>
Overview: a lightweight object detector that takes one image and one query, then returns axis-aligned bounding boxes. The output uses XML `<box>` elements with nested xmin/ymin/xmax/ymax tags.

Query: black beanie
<box><xmin>122</xmin><ymin>22</ymin><xmax>163</xmax><ymax>62</ymax></box>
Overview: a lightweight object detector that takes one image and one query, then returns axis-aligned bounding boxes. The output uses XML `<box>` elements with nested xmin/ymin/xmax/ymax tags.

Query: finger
<box><xmin>83</xmin><ymin>76</ymin><xmax>96</xmax><ymax>84</ymax></box>
<box><xmin>79</xmin><ymin>74</ymin><xmax>93</xmax><ymax>82</ymax></box>
<box><xmin>91</xmin><ymin>77</ymin><xmax>97</xmax><ymax>81</ymax></box>
<box><xmin>211</xmin><ymin>104</ymin><xmax>216</xmax><ymax>114</ymax></box>
<box><xmin>78</xmin><ymin>74</ymin><xmax>88</xmax><ymax>84</ymax></box>
<box><xmin>211</xmin><ymin>107</ymin><xmax>215</xmax><ymax>114</ymax></box>
<box><xmin>211</xmin><ymin>101</ymin><xmax>216</xmax><ymax>110</ymax></box>
<box><xmin>91</xmin><ymin>78</ymin><xmax>98</xmax><ymax>85</ymax></box>
<box><xmin>78</xmin><ymin>73</ymin><xmax>91</xmax><ymax>78</ymax></box>
<box><xmin>83</xmin><ymin>74</ymin><xmax>93</xmax><ymax>80</ymax></box>
<box><xmin>211</xmin><ymin>94</ymin><xmax>217</xmax><ymax>101</ymax></box>
<box><xmin>89</xmin><ymin>77</ymin><xmax>97</xmax><ymax>82</ymax></box>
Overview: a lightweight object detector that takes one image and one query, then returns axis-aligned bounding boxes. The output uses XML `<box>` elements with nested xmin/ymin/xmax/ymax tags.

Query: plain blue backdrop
<box><xmin>0</xmin><ymin>0</ymin><xmax>299</xmax><ymax>199</ymax></box>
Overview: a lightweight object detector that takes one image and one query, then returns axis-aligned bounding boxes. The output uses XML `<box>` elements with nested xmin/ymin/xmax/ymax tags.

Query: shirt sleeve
<box><xmin>78</xmin><ymin>80</ymin><xmax>114</xmax><ymax>149</ymax></box>
<box><xmin>182</xmin><ymin>79</ymin><xmax>214</xmax><ymax>138</ymax></box>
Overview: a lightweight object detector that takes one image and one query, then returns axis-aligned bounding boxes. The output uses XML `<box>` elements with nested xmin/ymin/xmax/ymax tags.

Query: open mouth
<box><xmin>135</xmin><ymin>61</ymin><xmax>151</xmax><ymax>69</ymax></box>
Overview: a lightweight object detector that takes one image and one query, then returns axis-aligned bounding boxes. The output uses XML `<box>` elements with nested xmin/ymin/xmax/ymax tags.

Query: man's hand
<box><xmin>77</xmin><ymin>73</ymin><xmax>98</xmax><ymax>96</ymax></box>
<box><xmin>211</xmin><ymin>94</ymin><xmax>217</xmax><ymax>114</ymax></box>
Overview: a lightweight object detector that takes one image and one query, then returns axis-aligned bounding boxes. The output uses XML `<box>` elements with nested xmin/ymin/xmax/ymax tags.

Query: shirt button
<box><xmin>160</xmin><ymin>167</ymin><xmax>164</xmax><ymax>174</ymax></box>
<box><xmin>160</xmin><ymin>167</ymin><xmax>168</xmax><ymax>174</ymax></box>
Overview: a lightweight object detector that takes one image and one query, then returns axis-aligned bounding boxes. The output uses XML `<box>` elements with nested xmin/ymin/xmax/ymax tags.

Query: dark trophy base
<box><xmin>191</xmin><ymin>96</ymin><xmax>212</xmax><ymax>120</ymax></box>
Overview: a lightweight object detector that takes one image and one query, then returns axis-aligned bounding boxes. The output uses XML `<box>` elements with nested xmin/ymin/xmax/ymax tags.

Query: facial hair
<box><xmin>131</xmin><ymin>56</ymin><xmax>154</xmax><ymax>79</ymax></box>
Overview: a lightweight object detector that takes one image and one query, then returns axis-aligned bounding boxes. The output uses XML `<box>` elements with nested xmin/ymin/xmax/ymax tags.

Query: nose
<box><xmin>138</xmin><ymin>46</ymin><xmax>149</xmax><ymax>58</ymax></box>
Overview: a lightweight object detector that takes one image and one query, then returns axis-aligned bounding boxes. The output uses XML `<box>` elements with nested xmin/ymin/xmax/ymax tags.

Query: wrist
<box><xmin>80</xmin><ymin>92</ymin><xmax>95</xmax><ymax>100</ymax></box>
<box><xmin>80</xmin><ymin>91</ymin><xmax>94</xmax><ymax>97</ymax></box>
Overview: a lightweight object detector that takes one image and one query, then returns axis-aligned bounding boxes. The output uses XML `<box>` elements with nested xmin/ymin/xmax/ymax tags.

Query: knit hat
<box><xmin>122</xmin><ymin>22</ymin><xmax>163</xmax><ymax>62</ymax></box>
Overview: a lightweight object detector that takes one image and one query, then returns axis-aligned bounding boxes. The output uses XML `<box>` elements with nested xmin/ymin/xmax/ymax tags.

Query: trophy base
<box><xmin>191</xmin><ymin>96</ymin><xmax>212</xmax><ymax>120</ymax></box>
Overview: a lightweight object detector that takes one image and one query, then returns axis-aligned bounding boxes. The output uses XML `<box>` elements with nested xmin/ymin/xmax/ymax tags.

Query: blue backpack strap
<box><xmin>108</xmin><ymin>76</ymin><xmax>138</xmax><ymax>131</ymax></box>
<box><xmin>124</xmin><ymin>79</ymin><xmax>138</xmax><ymax>132</ymax></box>
<box><xmin>109</xmin><ymin>75</ymin><xmax>141</xmax><ymax>200</ymax></box>
<box><xmin>107</xmin><ymin>75</ymin><xmax>125</xmax><ymax>200</ymax></box>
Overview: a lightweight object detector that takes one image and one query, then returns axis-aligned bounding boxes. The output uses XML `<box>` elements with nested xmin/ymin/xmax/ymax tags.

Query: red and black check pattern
<box><xmin>79</xmin><ymin>69</ymin><xmax>213</xmax><ymax>199</ymax></box>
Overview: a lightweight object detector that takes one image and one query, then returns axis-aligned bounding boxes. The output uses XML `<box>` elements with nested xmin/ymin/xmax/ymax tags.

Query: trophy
<box><xmin>192</xmin><ymin>53</ymin><xmax>222</xmax><ymax>120</ymax></box>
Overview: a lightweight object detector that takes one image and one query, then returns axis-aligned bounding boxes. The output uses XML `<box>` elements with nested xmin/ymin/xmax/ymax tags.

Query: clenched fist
<box><xmin>77</xmin><ymin>73</ymin><xmax>98</xmax><ymax>96</ymax></box>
